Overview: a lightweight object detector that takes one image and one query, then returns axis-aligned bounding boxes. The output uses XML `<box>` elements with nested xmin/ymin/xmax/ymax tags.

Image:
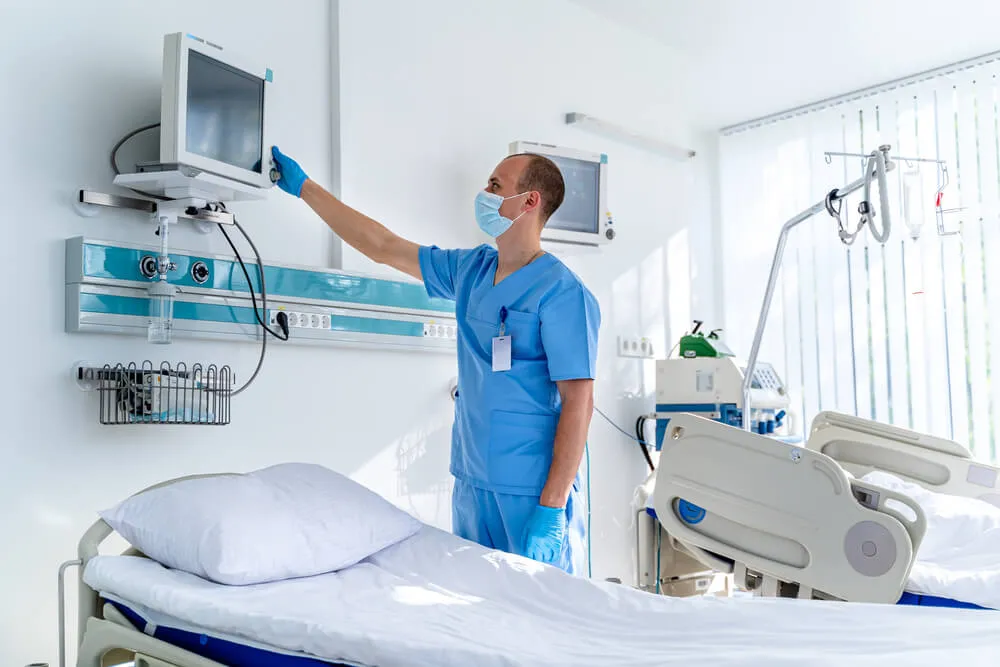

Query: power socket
<box><xmin>423</xmin><ymin>322</ymin><xmax>457</xmax><ymax>340</ymax></box>
<box><xmin>269</xmin><ymin>309</ymin><xmax>329</xmax><ymax>330</ymax></box>
<box><xmin>618</xmin><ymin>335</ymin><xmax>655</xmax><ymax>359</ymax></box>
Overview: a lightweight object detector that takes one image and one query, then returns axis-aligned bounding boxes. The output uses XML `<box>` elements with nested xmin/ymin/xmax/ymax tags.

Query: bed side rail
<box><xmin>652</xmin><ymin>413</ymin><xmax>925</xmax><ymax>604</ymax></box>
<box><xmin>808</xmin><ymin>411</ymin><xmax>1000</xmax><ymax>507</ymax></box>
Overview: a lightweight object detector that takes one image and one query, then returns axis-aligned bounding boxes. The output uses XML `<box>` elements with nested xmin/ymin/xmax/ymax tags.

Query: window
<box><xmin>719</xmin><ymin>58</ymin><xmax>1000</xmax><ymax>461</ymax></box>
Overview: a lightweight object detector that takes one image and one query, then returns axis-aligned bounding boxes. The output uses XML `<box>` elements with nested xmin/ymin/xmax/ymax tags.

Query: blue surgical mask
<box><xmin>475</xmin><ymin>190</ymin><xmax>529</xmax><ymax>238</ymax></box>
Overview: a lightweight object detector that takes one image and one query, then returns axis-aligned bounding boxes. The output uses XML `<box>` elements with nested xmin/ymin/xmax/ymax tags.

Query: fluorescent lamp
<box><xmin>565</xmin><ymin>112</ymin><xmax>696</xmax><ymax>161</ymax></box>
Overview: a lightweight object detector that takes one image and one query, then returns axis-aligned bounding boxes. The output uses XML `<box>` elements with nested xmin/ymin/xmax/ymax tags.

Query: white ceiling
<box><xmin>571</xmin><ymin>0</ymin><xmax>1000</xmax><ymax>129</ymax></box>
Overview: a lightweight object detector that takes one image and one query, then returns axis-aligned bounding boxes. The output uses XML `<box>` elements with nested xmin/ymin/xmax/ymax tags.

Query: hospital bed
<box><xmin>651</xmin><ymin>411</ymin><xmax>1000</xmax><ymax>609</ymax></box>
<box><xmin>62</xmin><ymin>470</ymin><xmax>1000</xmax><ymax>667</ymax></box>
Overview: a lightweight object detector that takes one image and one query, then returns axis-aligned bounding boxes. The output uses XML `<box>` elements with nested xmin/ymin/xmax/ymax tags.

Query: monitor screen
<box><xmin>545</xmin><ymin>155</ymin><xmax>601</xmax><ymax>234</ymax></box>
<box><xmin>186</xmin><ymin>50</ymin><xmax>264</xmax><ymax>174</ymax></box>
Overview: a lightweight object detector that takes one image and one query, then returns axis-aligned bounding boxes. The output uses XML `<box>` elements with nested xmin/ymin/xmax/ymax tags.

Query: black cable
<box><xmin>213</xmin><ymin>209</ymin><xmax>289</xmax><ymax>397</ymax></box>
<box><xmin>217</xmin><ymin>221</ymin><xmax>288</xmax><ymax>342</ymax></box>
<box><xmin>216</xmin><ymin>223</ymin><xmax>268</xmax><ymax>397</ymax></box>
<box><xmin>233</xmin><ymin>216</ymin><xmax>291</xmax><ymax>345</ymax></box>
<box><xmin>110</xmin><ymin>123</ymin><xmax>169</xmax><ymax>201</ymax></box>
<box><xmin>635</xmin><ymin>416</ymin><xmax>656</xmax><ymax>472</ymax></box>
<box><xmin>594</xmin><ymin>407</ymin><xmax>655</xmax><ymax>472</ymax></box>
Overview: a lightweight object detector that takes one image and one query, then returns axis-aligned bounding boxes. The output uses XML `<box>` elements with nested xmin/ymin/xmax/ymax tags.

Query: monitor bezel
<box><xmin>160</xmin><ymin>32</ymin><xmax>274</xmax><ymax>190</ymax></box>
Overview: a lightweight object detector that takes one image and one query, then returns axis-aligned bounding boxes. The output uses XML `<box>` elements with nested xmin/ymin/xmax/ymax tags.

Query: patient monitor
<box><xmin>114</xmin><ymin>32</ymin><xmax>278</xmax><ymax>202</ymax></box>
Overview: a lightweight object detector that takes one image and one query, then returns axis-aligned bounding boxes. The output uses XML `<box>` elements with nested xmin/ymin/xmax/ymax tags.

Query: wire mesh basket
<box><xmin>77</xmin><ymin>361</ymin><xmax>233</xmax><ymax>425</ymax></box>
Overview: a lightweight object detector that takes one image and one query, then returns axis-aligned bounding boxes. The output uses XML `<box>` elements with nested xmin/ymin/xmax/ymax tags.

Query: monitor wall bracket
<box><xmin>75</xmin><ymin>188</ymin><xmax>235</xmax><ymax>230</ymax></box>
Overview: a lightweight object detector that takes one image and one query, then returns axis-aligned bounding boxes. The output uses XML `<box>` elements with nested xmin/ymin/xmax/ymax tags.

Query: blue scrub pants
<box><xmin>452</xmin><ymin>479</ymin><xmax>587</xmax><ymax>575</ymax></box>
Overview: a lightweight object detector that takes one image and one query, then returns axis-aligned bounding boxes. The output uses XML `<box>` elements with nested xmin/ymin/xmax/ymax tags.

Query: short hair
<box><xmin>510</xmin><ymin>153</ymin><xmax>565</xmax><ymax>222</ymax></box>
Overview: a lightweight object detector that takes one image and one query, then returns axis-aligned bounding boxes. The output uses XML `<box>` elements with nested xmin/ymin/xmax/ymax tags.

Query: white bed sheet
<box><xmin>863</xmin><ymin>471</ymin><xmax>1000</xmax><ymax>609</ymax></box>
<box><xmin>85</xmin><ymin>524</ymin><xmax>1000</xmax><ymax>667</ymax></box>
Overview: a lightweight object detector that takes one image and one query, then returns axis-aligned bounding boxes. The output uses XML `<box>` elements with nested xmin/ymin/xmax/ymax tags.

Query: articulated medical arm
<box><xmin>651</xmin><ymin>413</ymin><xmax>926</xmax><ymax>603</ymax></box>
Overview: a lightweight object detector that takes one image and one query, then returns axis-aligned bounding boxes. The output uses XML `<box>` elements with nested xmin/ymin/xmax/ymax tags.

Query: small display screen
<box><xmin>545</xmin><ymin>155</ymin><xmax>601</xmax><ymax>234</ymax></box>
<box><xmin>186</xmin><ymin>49</ymin><xmax>264</xmax><ymax>173</ymax></box>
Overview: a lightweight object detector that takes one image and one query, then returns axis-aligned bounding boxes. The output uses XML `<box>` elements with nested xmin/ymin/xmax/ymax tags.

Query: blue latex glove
<box><xmin>522</xmin><ymin>504</ymin><xmax>566</xmax><ymax>565</ymax></box>
<box><xmin>271</xmin><ymin>146</ymin><xmax>308</xmax><ymax>197</ymax></box>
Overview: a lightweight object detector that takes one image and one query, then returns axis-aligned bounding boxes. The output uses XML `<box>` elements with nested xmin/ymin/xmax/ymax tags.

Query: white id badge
<box><xmin>492</xmin><ymin>336</ymin><xmax>512</xmax><ymax>372</ymax></box>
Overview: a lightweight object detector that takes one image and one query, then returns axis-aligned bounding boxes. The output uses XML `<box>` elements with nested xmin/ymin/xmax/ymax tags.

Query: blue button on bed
<box><xmin>677</xmin><ymin>499</ymin><xmax>706</xmax><ymax>524</ymax></box>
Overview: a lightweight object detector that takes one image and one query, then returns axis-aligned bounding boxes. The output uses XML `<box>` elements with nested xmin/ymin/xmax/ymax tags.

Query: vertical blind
<box><xmin>719</xmin><ymin>60</ymin><xmax>1000</xmax><ymax>462</ymax></box>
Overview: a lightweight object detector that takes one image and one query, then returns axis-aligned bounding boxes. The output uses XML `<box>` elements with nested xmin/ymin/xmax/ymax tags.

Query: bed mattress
<box><xmin>84</xmin><ymin>525</ymin><xmax>1000</xmax><ymax>667</ymax></box>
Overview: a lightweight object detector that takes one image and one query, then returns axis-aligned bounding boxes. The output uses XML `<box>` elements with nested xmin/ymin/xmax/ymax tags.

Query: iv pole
<box><xmin>740</xmin><ymin>145</ymin><xmax>895</xmax><ymax>432</ymax></box>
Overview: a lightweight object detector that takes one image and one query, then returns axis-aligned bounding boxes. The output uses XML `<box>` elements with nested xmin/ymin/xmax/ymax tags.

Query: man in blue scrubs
<box><xmin>271</xmin><ymin>147</ymin><xmax>600</xmax><ymax>574</ymax></box>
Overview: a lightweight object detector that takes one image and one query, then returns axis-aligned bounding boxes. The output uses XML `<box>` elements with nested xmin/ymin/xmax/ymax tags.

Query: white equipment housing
<box><xmin>508</xmin><ymin>141</ymin><xmax>612</xmax><ymax>251</ymax></box>
<box><xmin>654</xmin><ymin>356</ymin><xmax>793</xmax><ymax>440</ymax></box>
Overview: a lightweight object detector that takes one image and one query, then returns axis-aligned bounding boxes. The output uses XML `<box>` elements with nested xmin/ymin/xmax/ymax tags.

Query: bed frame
<box><xmin>60</xmin><ymin>474</ymin><xmax>232</xmax><ymax>667</ymax></box>
<box><xmin>650</xmin><ymin>411</ymin><xmax>1000</xmax><ymax>605</ymax></box>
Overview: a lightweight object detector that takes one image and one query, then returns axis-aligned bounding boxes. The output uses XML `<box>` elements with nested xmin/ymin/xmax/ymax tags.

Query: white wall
<box><xmin>0</xmin><ymin>1</ymin><xmax>715</xmax><ymax>664</ymax></box>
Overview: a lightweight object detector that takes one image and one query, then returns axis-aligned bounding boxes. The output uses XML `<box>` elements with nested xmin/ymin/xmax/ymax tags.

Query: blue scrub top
<box><xmin>419</xmin><ymin>244</ymin><xmax>601</xmax><ymax>496</ymax></box>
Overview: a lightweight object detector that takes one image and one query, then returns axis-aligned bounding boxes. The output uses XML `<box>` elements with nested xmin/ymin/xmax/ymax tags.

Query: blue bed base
<box><xmin>109</xmin><ymin>600</ymin><xmax>352</xmax><ymax>667</ymax></box>
<box><xmin>896</xmin><ymin>592</ymin><xmax>989</xmax><ymax>610</ymax></box>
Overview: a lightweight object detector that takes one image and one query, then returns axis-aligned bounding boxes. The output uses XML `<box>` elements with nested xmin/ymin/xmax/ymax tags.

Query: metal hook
<box><xmin>936</xmin><ymin>163</ymin><xmax>950</xmax><ymax>198</ymax></box>
<box><xmin>935</xmin><ymin>164</ymin><xmax>956</xmax><ymax>236</ymax></box>
<box><xmin>825</xmin><ymin>188</ymin><xmax>860</xmax><ymax>245</ymax></box>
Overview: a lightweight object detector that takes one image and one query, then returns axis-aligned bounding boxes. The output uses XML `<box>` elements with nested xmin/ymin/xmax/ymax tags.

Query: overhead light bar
<box><xmin>565</xmin><ymin>112</ymin><xmax>696</xmax><ymax>161</ymax></box>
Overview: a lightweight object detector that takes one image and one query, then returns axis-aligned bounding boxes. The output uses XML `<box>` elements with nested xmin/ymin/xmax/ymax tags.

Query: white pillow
<box><xmin>99</xmin><ymin>462</ymin><xmax>422</xmax><ymax>585</ymax></box>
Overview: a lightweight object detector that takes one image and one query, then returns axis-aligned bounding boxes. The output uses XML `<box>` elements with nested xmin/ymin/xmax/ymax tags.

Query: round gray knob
<box><xmin>844</xmin><ymin>521</ymin><xmax>896</xmax><ymax>577</ymax></box>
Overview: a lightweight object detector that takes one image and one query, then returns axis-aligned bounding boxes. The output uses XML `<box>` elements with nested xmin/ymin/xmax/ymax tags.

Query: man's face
<box><xmin>485</xmin><ymin>156</ymin><xmax>534</xmax><ymax>222</ymax></box>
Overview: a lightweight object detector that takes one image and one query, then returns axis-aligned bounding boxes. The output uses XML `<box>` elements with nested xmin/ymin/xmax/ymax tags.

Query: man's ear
<box><xmin>525</xmin><ymin>190</ymin><xmax>541</xmax><ymax>212</ymax></box>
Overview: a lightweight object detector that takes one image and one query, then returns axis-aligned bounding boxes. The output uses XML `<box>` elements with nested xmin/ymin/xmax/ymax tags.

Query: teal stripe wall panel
<box><xmin>69</xmin><ymin>238</ymin><xmax>454</xmax><ymax>314</ymax></box>
<box><xmin>78</xmin><ymin>293</ymin><xmax>427</xmax><ymax>338</ymax></box>
<box><xmin>66</xmin><ymin>237</ymin><xmax>457</xmax><ymax>352</ymax></box>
